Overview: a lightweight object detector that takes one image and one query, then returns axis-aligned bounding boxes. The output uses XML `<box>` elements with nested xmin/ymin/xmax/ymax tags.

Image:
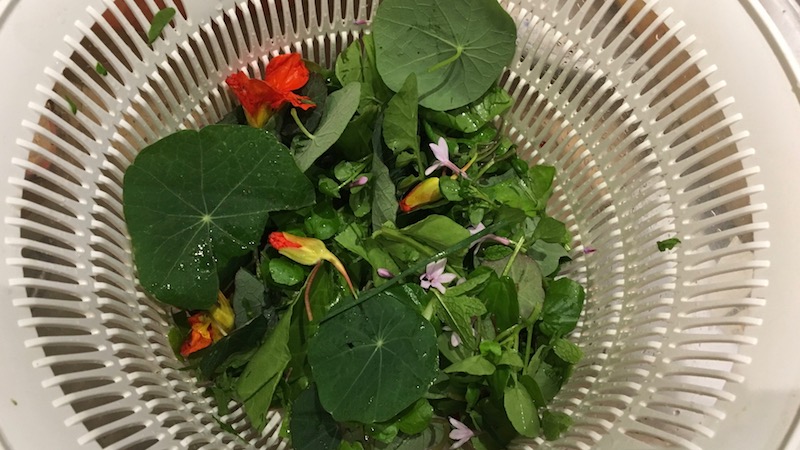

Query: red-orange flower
<box><xmin>225</xmin><ymin>53</ymin><xmax>315</xmax><ymax>128</ymax></box>
<box><xmin>269</xmin><ymin>231</ymin><xmax>357</xmax><ymax>321</ymax></box>
<box><xmin>179</xmin><ymin>292</ymin><xmax>234</xmax><ymax>357</ymax></box>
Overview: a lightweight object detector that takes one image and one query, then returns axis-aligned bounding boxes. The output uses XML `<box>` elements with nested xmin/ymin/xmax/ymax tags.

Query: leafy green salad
<box><xmin>123</xmin><ymin>0</ymin><xmax>587</xmax><ymax>448</ymax></box>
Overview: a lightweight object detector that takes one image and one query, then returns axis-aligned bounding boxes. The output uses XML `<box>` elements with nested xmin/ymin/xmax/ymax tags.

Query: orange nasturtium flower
<box><xmin>269</xmin><ymin>231</ymin><xmax>357</xmax><ymax>321</ymax></box>
<box><xmin>399</xmin><ymin>177</ymin><xmax>443</xmax><ymax>213</ymax></box>
<box><xmin>180</xmin><ymin>291</ymin><xmax>234</xmax><ymax>357</ymax></box>
<box><xmin>225</xmin><ymin>53</ymin><xmax>315</xmax><ymax>128</ymax></box>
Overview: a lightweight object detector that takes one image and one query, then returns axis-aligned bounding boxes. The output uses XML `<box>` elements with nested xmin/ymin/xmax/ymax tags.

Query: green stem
<box><xmin>322</xmin><ymin>216</ymin><xmax>520</xmax><ymax>323</ymax></box>
<box><xmin>502</xmin><ymin>236</ymin><xmax>526</xmax><ymax>277</ymax></box>
<box><xmin>290</xmin><ymin>108</ymin><xmax>315</xmax><ymax>139</ymax></box>
<box><xmin>474</xmin><ymin>159</ymin><xmax>496</xmax><ymax>179</ymax></box>
<box><xmin>427</xmin><ymin>46</ymin><xmax>463</xmax><ymax>72</ymax></box>
<box><xmin>522</xmin><ymin>325</ymin><xmax>533</xmax><ymax>374</ymax></box>
<box><xmin>496</xmin><ymin>324</ymin><xmax>521</xmax><ymax>343</ymax></box>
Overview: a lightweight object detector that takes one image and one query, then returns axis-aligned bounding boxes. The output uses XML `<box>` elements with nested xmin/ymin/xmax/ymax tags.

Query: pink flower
<box><xmin>582</xmin><ymin>246</ymin><xmax>596</xmax><ymax>254</ymax></box>
<box><xmin>425</xmin><ymin>137</ymin><xmax>468</xmax><ymax>178</ymax></box>
<box><xmin>349</xmin><ymin>176</ymin><xmax>368</xmax><ymax>188</ymax></box>
<box><xmin>448</xmin><ymin>417</ymin><xmax>475</xmax><ymax>449</ymax></box>
<box><xmin>419</xmin><ymin>258</ymin><xmax>457</xmax><ymax>294</ymax></box>
<box><xmin>450</xmin><ymin>332</ymin><xmax>462</xmax><ymax>348</ymax></box>
<box><xmin>468</xmin><ymin>222</ymin><xmax>511</xmax><ymax>255</ymax></box>
<box><xmin>377</xmin><ymin>268</ymin><xmax>394</xmax><ymax>279</ymax></box>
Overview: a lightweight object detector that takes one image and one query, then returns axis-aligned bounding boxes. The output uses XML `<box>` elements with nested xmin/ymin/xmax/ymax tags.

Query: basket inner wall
<box><xmin>8</xmin><ymin>0</ymin><xmax>767</xmax><ymax>449</ymax></box>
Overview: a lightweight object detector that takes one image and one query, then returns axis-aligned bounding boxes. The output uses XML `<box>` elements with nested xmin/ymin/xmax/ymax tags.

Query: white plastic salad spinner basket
<box><xmin>1</xmin><ymin>0</ymin><xmax>800</xmax><ymax>449</ymax></box>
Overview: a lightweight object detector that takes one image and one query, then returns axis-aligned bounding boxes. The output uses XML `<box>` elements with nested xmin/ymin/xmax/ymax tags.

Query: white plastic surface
<box><xmin>0</xmin><ymin>1</ymin><xmax>799</xmax><ymax>449</ymax></box>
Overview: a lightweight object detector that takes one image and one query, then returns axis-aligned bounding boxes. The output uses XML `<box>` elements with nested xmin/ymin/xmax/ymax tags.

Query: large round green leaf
<box><xmin>308</xmin><ymin>293</ymin><xmax>439</xmax><ymax>423</ymax></box>
<box><xmin>373</xmin><ymin>0</ymin><xmax>517</xmax><ymax>111</ymax></box>
<box><xmin>123</xmin><ymin>125</ymin><xmax>315</xmax><ymax>309</ymax></box>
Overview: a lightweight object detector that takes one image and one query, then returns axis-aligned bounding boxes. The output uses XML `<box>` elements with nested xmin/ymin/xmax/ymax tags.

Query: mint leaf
<box><xmin>435</xmin><ymin>295</ymin><xmax>486</xmax><ymax>351</ymax></box>
<box><xmin>383</xmin><ymin>73</ymin><xmax>419</xmax><ymax>153</ymax></box>
<box><xmin>372</xmin><ymin>117</ymin><xmax>398</xmax><ymax>230</ymax></box>
<box><xmin>147</xmin><ymin>7</ymin><xmax>176</xmax><ymax>44</ymax></box>
<box><xmin>657</xmin><ymin>237</ymin><xmax>681</xmax><ymax>251</ymax></box>
<box><xmin>236</xmin><ymin>309</ymin><xmax>293</xmax><ymax>430</ymax></box>
<box><xmin>486</xmin><ymin>254</ymin><xmax>544</xmax><ymax>323</ymax></box>
<box><xmin>478</xmin><ymin>273</ymin><xmax>518</xmax><ymax>332</ymax></box>
<box><xmin>294</xmin><ymin>82</ymin><xmax>361</xmax><ymax>171</ymax></box>
<box><xmin>123</xmin><ymin>125</ymin><xmax>314</xmax><ymax>309</ymax></box>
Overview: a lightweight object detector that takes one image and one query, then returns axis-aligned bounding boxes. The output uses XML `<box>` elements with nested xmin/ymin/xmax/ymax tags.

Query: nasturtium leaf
<box><xmin>305</xmin><ymin>201</ymin><xmax>343</xmax><ymax>240</ymax></box>
<box><xmin>147</xmin><ymin>7</ymin><xmax>176</xmax><ymax>44</ymax></box>
<box><xmin>540</xmin><ymin>278</ymin><xmax>585</xmax><ymax>337</ymax></box>
<box><xmin>290</xmin><ymin>385</ymin><xmax>342</xmax><ymax>450</ymax></box>
<box><xmin>553</xmin><ymin>338</ymin><xmax>584</xmax><ymax>365</ymax></box>
<box><xmin>438</xmin><ymin>176</ymin><xmax>463</xmax><ymax>202</ymax></box>
<box><xmin>308</xmin><ymin>294</ymin><xmax>438</xmax><ymax>423</ymax></box>
<box><xmin>334</xmin><ymin>160</ymin><xmax>367</xmax><ymax>182</ymax></box>
<box><xmin>504</xmin><ymin>382</ymin><xmax>540</xmax><ymax>438</ymax></box>
<box><xmin>236</xmin><ymin>308</ymin><xmax>293</xmax><ymax>430</ymax></box>
<box><xmin>123</xmin><ymin>125</ymin><xmax>314</xmax><ymax>309</ymax></box>
<box><xmin>233</xmin><ymin>269</ymin><xmax>267</xmax><ymax>326</ymax></box>
<box><xmin>373</xmin><ymin>0</ymin><xmax>516</xmax><ymax>111</ymax></box>
<box><xmin>383</xmin><ymin>73</ymin><xmax>419</xmax><ymax>153</ymax></box>
<box><xmin>422</xmin><ymin>85</ymin><xmax>513</xmax><ymax>133</ymax></box>
<box><xmin>318</xmin><ymin>176</ymin><xmax>341</xmax><ymax>198</ymax></box>
<box><xmin>269</xmin><ymin>257</ymin><xmax>306</xmax><ymax>286</ymax></box>
<box><xmin>294</xmin><ymin>82</ymin><xmax>361</xmax><ymax>171</ymax></box>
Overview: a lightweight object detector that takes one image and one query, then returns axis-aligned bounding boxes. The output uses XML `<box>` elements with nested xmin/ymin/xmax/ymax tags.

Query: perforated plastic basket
<box><xmin>1</xmin><ymin>1</ymin><xmax>800</xmax><ymax>449</ymax></box>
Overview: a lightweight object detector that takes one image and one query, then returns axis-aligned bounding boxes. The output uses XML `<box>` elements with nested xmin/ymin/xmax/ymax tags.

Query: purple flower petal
<box><xmin>377</xmin><ymin>268</ymin><xmax>394</xmax><ymax>278</ymax></box>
